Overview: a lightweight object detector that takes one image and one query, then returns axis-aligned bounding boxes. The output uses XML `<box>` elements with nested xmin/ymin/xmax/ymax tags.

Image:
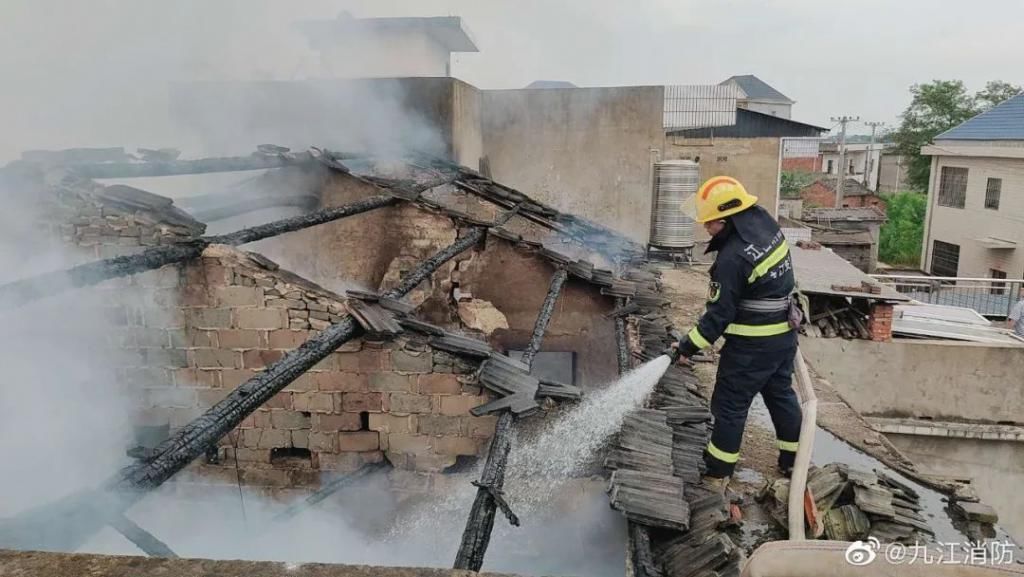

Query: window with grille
<box><xmin>827</xmin><ymin>160</ymin><xmax>834</xmax><ymax>174</ymax></box>
<box><xmin>931</xmin><ymin>241</ymin><xmax>960</xmax><ymax>277</ymax></box>
<box><xmin>985</xmin><ymin>178</ymin><xmax>1001</xmax><ymax>210</ymax></box>
<box><xmin>991</xmin><ymin>269</ymin><xmax>1007</xmax><ymax>295</ymax></box>
<box><xmin>937</xmin><ymin>167</ymin><xmax>968</xmax><ymax>208</ymax></box>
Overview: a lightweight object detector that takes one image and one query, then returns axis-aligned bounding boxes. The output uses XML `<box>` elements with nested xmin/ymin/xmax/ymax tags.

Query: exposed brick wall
<box><xmin>782</xmin><ymin>157</ymin><xmax>822</xmax><ymax>172</ymax></box>
<box><xmin>868</xmin><ymin>303</ymin><xmax>894</xmax><ymax>342</ymax></box>
<box><xmin>799</xmin><ymin>182</ymin><xmax>886</xmax><ymax>211</ymax></box>
<box><xmin>109</xmin><ymin>245</ymin><xmax>498</xmax><ymax>489</ymax></box>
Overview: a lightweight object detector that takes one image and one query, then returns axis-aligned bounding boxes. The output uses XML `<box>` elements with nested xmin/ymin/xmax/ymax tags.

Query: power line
<box><xmin>830</xmin><ymin>115</ymin><xmax>860</xmax><ymax>207</ymax></box>
<box><xmin>864</xmin><ymin>121</ymin><xmax>885</xmax><ymax>189</ymax></box>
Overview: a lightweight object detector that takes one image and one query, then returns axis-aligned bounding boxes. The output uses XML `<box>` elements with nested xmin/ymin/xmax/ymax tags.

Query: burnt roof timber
<box><xmin>70</xmin><ymin>152</ymin><xmax>314</xmax><ymax>179</ymax></box>
<box><xmin>0</xmin><ymin>213</ymin><xmax>513</xmax><ymax>553</ymax></box>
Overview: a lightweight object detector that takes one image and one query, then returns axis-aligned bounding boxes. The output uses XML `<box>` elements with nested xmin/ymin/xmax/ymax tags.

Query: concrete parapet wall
<box><xmin>800</xmin><ymin>337</ymin><xmax>1024</xmax><ymax>424</ymax></box>
<box><xmin>0</xmin><ymin>550</ymin><xmax>520</xmax><ymax>577</ymax></box>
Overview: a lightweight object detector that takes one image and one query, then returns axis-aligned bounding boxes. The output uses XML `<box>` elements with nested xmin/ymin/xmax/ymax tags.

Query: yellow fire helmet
<box><xmin>694</xmin><ymin>176</ymin><xmax>758</xmax><ymax>223</ymax></box>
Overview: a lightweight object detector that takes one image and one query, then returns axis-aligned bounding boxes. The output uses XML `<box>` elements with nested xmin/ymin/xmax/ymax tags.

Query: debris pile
<box><xmin>758</xmin><ymin>463</ymin><xmax>939</xmax><ymax>543</ymax></box>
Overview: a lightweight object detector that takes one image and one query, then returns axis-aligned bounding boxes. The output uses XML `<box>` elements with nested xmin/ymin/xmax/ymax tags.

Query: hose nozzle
<box><xmin>664</xmin><ymin>329</ymin><xmax>684</xmax><ymax>362</ymax></box>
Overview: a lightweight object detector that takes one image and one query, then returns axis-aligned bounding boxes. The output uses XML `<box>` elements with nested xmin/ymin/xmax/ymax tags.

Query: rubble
<box><xmin>756</xmin><ymin>463</ymin><xmax>948</xmax><ymax>543</ymax></box>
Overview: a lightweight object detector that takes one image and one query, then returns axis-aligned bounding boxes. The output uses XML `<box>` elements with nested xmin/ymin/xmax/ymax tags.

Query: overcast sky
<box><xmin>1</xmin><ymin>0</ymin><xmax>1021</xmax><ymax>160</ymax></box>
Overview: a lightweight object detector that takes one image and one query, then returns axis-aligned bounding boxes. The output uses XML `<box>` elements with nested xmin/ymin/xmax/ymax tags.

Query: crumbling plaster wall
<box><xmin>457</xmin><ymin>240</ymin><xmax>619</xmax><ymax>387</ymax></box>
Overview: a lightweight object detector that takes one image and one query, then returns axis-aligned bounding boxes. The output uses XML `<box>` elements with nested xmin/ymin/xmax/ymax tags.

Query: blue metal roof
<box><xmin>719</xmin><ymin>75</ymin><xmax>793</xmax><ymax>103</ymax></box>
<box><xmin>936</xmin><ymin>93</ymin><xmax>1024</xmax><ymax>140</ymax></box>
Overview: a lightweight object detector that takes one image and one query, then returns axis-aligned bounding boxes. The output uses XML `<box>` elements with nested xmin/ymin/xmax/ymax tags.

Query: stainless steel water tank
<box><xmin>649</xmin><ymin>160</ymin><xmax>699</xmax><ymax>248</ymax></box>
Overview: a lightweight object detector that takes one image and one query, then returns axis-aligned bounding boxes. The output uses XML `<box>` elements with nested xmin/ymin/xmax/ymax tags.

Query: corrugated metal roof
<box><xmin>935</xmin><ymin>93</ymin><xmax>1024</xmax><ymax>141</ymax></box>
<box><xmin>719</xmin><ymin>75</ymin><xmax>794</xmax><ymax>103</ymax></box>
<box><xmin>791</xmin><ymin>244</ymin><xmax>908</xmax><ymax>301</ymax></box>
<box><xmin>670</xmin><ymin>108</ymin><xmax>825</xmax><ymax>138</ymax></box>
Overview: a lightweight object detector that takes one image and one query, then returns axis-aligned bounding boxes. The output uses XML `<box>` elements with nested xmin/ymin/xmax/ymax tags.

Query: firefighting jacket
<box><xmin>678</xmin><ymin>205</ymin><xmax>796</xmax><ymax>357</ymax></box>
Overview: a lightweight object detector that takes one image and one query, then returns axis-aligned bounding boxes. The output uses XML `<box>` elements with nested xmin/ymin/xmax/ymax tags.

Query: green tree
<box><xmin>893</xmin><ymin>80</ymin><xmax>1021</xmax><ymax>191</ymax></box>
<box><xmin>878</xmin><ymin>192</ymin><xmax>928</xmax><ymax>266</ymax></box>
<box><xmin>975</xmin><ymin>80</ymin><xmax>1022</xmax><ymax>111</ymax></box>
<box><xmin>780</xmin><ymin>170</ymin><xmax>816</xmax><ymax>199</ymax></box>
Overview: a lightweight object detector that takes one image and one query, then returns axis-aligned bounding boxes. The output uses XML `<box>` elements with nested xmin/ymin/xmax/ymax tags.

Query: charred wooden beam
<box><xmin>453</xmin><ymin>266</ymin><xmax>567</xmax><ymax>571</ymax></box>
<box><xmin>453</xmin><ymin>411</ymin><xmax>515</xmax><ymax>571</ymax></box>
<box><xmin>0</xmin><ymin>195</ymin><xmax>400</xmax><ymax>311</ymax></box>
<box><xmin>114</xmin><ymin>315</ymin><xmax>362</xmax><ymax>491</ymax></box>
<box><xmin>108</xmin><ymin>514</ymin><xmax>178</xmax><ymax>558</ymax></box>
<box><xmin>520</xmin><ymin>268</ymin><xmax>568</xmax><ymax>368</ymax></box>
<box><xmin>208</xmin><ymin>194</ymin><xmax>400</xmax><ymax>246</ymax></box>
<box><xmin>71</xmin><ymin>153</ymin><xmax>313</xmax><ymax>179</ymax></box>
<box><xmin>630</xmin><ymin>522</ymin><xmax>662</xmax><ymax>577</ymax></box>
<box><xmin>615</xmin><ymin>297</ymin><xmax>631</xmax><ymax>375</ymax></box>
<box><xmin>0</xmin><ymin>242</ymin><xmax>205</xmax><ymax>311</ymax></box>
<box><xmin>0</xmin><ymin>215</ymin><xmax>507</xmax><ymax>552</ymax></box>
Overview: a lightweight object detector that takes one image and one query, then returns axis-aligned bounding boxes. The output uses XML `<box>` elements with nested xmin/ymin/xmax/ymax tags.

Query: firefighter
<box><xmin>672</xmin><ymin>176</ymin><xmax>802</xmax><ymax>493</ymax></box>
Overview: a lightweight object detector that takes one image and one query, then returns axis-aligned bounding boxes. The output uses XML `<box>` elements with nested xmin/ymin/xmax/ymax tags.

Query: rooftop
<box><xmin>935</xmin><ymin>93</ymin><xmax>1024</xmax><ymax>141</ymax></box>
<box><xmin>801</xmin><ymin>176</ymin><xmax>876</xmax><ymax>198</ymax></box>
<box><xmin>803</xmin><ymin>206</ymin><xmax>887</xmax><ymax>222</ymax></box>
<box><xmin>297</xmin><ymin>14</ymin><xmax>479</xmax><ymax>53</ymax></box>
<box><xmin>719</xmin><ymin>74</ymin><xmax>794</xmax><ymax>104</ymax></box>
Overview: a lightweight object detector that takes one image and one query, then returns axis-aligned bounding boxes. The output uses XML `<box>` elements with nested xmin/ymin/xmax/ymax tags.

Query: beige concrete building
<box><xmin>921</xmin><ymin>93</ymin><xmax>1024</xmax><ymax>280</ymax></box>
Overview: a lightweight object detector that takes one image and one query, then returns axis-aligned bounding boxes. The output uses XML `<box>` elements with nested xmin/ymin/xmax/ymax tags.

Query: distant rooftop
<box><xmin>719</xmin><ymin>75</ymin><xmax>794</xmax><ymax>104</ymax></box>
<box><xmin>936</xmin><ymin>93</ymin><xmax>1024</xmax><ymax>141</ymax></box>
<box><xmin>804</xmin><ymin>206</ymin><xmax>887</xmax><ymax>222</ymax></box>
<box><xmin>297</xmin><ymin>14</ymin><xmax>479</xmax><ymax>53</ymax></box>
<box><xmin>525</xmin><ymin>80</ymin><xmax>578</xmax><ymax>89</ymax></box>
<box><xmin>803</xmin><ymin>176</ymin><xmax>875</xmax><ymax>198</ymax></box>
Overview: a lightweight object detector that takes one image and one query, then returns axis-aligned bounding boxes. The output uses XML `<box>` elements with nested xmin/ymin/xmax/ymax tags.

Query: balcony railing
<box><xmin>870</xmin><ymin>274</ymin><xmax>1023</xmax><ymax>318</ymax></box>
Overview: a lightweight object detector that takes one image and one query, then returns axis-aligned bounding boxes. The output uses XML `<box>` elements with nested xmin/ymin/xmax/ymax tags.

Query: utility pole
<box><xmin>864</xmin><ymin>121</ymin><xmax>885</xmax><ymax>189</ymax></box>
<box><xmin>830</xmin><ymin>116</ymin><xmax>859</xmax><ymax>207</ymax></box>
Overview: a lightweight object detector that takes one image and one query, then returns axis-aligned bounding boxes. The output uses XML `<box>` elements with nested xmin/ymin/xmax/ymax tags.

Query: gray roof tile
<box><xmin>936</xmin><ymin>93</ymin><xmax>1024</xmax><ymax>140</ymax></box>
<box><xmin>720</xmin><ymin>74</ymin><xmax>793</xmax><ymax>103</ymax></box>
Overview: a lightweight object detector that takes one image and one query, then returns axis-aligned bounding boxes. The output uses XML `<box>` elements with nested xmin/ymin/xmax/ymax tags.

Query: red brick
<box><xmin>242</xmin><ymin>348</ymin><xmax>285</xmax><ymax>369</ymax></box>
<box><xmin>260</xmin><ymin>392</ymin><xmax>289</xmax><ymax>410</ymax></box>
<box><xmin>218</xmin><ymin>330</ymin><xmax>263</xmax><ymax>349</ymax></box>
<box><xmin>187</xmin><ymin>308</ymin><xmax>232</xmax><ymax>329</ymax></box>
<box><xmin>313</xmin><ymin>372</ymin><xmax>369</xmax><ymax>392</ymax></box>
<box><xmin>387</xmin><ymin>434</ymin><xmax>431</xmax><ymax>455</ymax></box>
<box><xmin>417</xmin><ymin>373</ymin><xmax>461</xmax><ymax>395</ymax></box>
<box><xmin>368</xmin><ymin>414</ymin><xmax>414</xmax><ymax>435</ymax></box>
<box><xmin>418</xmin><ymin>415</ymin><xmax>464</xmax><ymax>436</ymax></box>
<box><xmin>197</xmin><ymin>388</ymin><xmax>230</xmax><ymax>406</ymax></box>
<box><xmin>337</xmin><ymin>431</ymin><xmax>380</xmax><ymax>452</ymax></box>
<box><xmin>433</xmin><ymin>436</ymin><xmax>479</xmax><ymax>456</ymax></box>
<box><xmin>439</xmin><ymin>395</ymin><xmax>489</xmax><ymax>416</ymax></box>
<box><xmin>283</xmin><ymin>373</ymin><xmax>316</xmax><ymax>393</ymax></box>
<box><xmin>468</xmin><ymin>416</ymin><xmax>498</xmax><ymax>439</ymax></box>
<box><xmin>335</xmin><ymin>350</ymin><xmax>388</xmax><ymax>372</ymax></box>
<box><xmin>190</xmin><ymin>348</ymin><xmax>241</xmax><ymax>369</ymax></box>
<box><xmin>293</xmin><ymin>392</ymin><xmax>335</xmax><ymax>413</ymax></box>
<box><xmin>268</xmin><ymin>329</ymin><xmax>311</xmax><ymax>349</ymax></box>
<box><xmin>342</xmin><ymin>392</ymin><xmax>384</xmax><ymax>413</ymax></box>
<box><xmin>235</xmin><ymin>309</ymin><xmax>287</xmax><ymax>330</ymax></box>
<box><xmin>390</xmin><ymin>393</ymin><xmax>432</xmax><ymax>414</ymax></box>
<box><xmin>214</xmin><ymin>286</ymin><xmax>263</xmax><ymax>307</ymax></box>
<box><xmin>222</xmin><ymin>369</ymin><xmax>257</xmax><ymax>389</ymax></box>
<box><xmin>270</xmin><ymin>410</ymin><xmax>311</xmax><ymax>430</ymax></box>
<box><xmin>231</xmin><ymin>448</ymin><xmax>271</xmax><ymax>464</ymax></box>
<box><xmin>173</xmin><ymin>368</ymin><xmax>221</xmax><ymax>388</ymax></box>
<box><xmin>315</xmin><ymin>413</ymin><xmax>363</xmax><ymax>432</ymax></box>
<box><xmin>256</xmin><ymin>428</ymin><xmax>290</xmax><ymax>449</ymax></box>
<box><xmin>308</xmin><ymin>431</ymin><xmax>336</xmax><ymax>452</ymax></box>
<box><xmin>240</xmin><ymin>468</ymin><xmax>290</xmax><ymax>487</ymax></box>
<box><xmin>369</xmin><ymin>373</ymin><xmax>414</xmax><ymax>392</ymax></box>
<box><xmin>318</xmin><ymin>452</ymin><xmax>363</xmax><ymax>472</ymax></box>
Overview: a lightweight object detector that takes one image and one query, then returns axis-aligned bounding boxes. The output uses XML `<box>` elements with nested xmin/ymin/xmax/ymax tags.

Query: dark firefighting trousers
<box><xmin>704</xmin><ymin>336</ymin><xmax>802</xmax><ymax>478</ymax></box>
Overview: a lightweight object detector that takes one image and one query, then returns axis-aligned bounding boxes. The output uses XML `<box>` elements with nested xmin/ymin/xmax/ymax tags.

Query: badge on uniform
<box><xmin>708</xmin><ymin>281</ymin><xmax>721</xmax><ymax>303</ymax></box>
